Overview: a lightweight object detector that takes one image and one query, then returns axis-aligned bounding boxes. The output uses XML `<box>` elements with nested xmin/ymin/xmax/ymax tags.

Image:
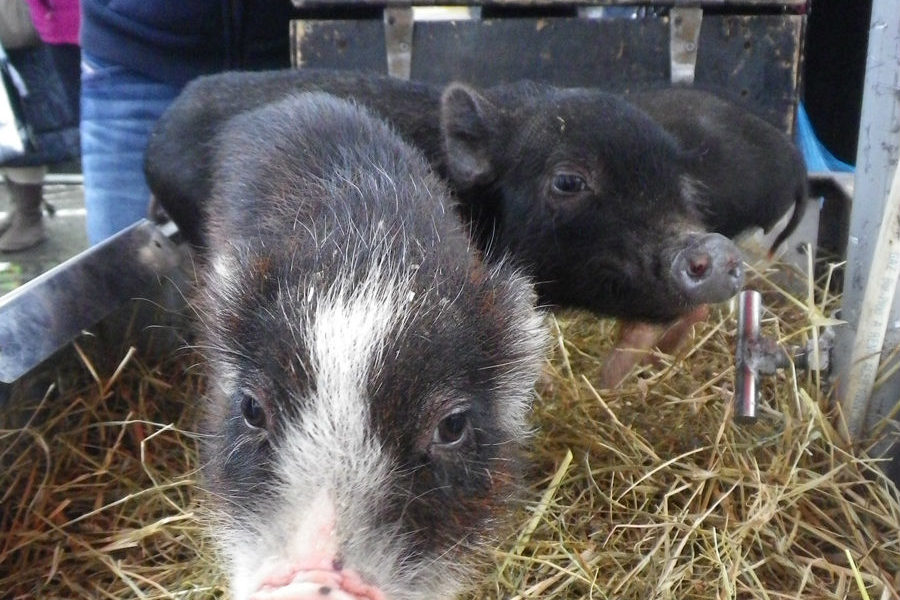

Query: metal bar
<box><xmin>735</xmin><ymin>290</ymin><xmax>761</xmax><ymax>423</ymax></box>
<box><xmin>0</xmin><ymin>219</ymin><xmax>181</xmax><ymax>383</ymax></box>
<box><xmin>832</xmin><ymin>0</ymin><xmax>900</xmax><ymax>440</ymax></box>
<box><xmin>838</xmin><ymin>155</ymin><xmax>900</xmax><ymax>437</ymax></box>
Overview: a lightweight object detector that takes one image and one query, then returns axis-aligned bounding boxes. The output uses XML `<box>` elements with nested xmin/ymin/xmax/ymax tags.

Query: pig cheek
<box><xmin>206</xmin><ymin>416</ymin><xmax>277</xmax><ymax>521</ymax></box>
<box><xmin>499</xmin><ymin>197</ymin><xmax>569</xmax><ymax>262</ymax></box>
<box><xmin>590</xmin><ymin>267</ymin><xmax>631</xmax><ymax>304</ymax></box>
<box><xmin>402</xmin><ymin>450</ymin><xmax>506</xmax><ymax>556</ymax></box>
<box><xmin>494</xmin><ymin>180</ymin><xmax>548</xmax><ymax>242</ymax></box>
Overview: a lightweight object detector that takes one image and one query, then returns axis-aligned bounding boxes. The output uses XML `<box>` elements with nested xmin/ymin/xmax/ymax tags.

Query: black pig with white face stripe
<box><xmin>197</xmin><ymin>93</ymin><xmax>547</xmax><ymax>600</ymax></box>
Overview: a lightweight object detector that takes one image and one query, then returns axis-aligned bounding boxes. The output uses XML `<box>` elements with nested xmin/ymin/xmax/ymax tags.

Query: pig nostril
<box><xmin>688</xmin><ymin>254</ymin><xmax>710</xmax><ymax>279</ymax></box>
<box><xmin>319</xmin><ymin>586</ymin><xmax>332</xmax><ymax>596</ymax></box>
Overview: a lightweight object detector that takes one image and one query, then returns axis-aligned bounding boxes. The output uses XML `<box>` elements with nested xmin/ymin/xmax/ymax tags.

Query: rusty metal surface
<box><xmin>293</xmin><ymin>19</ymin><xmax>387</xmax><ymax>72</ymax></box>
<box><xmin>291</xmin><ymin>14</ymin><xmax>803</xmax><ymax>133</ymax></box>
<box><xmin>693</xmin><ymin>14</ymin><xmax>803</xmax><ymax>131</ymax></box>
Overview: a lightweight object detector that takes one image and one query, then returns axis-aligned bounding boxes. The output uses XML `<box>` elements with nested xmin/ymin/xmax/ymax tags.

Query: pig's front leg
<box><xmin>599</xmin><ymin>305</ymin><xmax>710</xmax><ymax>388</ymax></box>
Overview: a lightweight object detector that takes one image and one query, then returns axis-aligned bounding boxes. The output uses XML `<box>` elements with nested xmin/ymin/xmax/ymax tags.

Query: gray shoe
<box><xmin>0</xmin><ymin>181</ymin><xmax>46</xmax><ymax>252</ymax></box>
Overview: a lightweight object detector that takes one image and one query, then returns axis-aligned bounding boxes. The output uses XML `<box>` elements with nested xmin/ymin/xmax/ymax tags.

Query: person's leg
<box><xmin>80</xmin><ymin>52</ymin><xmax>181</xmax><ymax>245</ymax></box>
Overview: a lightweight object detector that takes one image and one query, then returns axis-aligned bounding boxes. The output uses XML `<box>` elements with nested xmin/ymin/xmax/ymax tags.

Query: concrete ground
<box><xmin>0</xmin><ymin>175</ymin><xmax>87</xmax><ymax>295</ymax></box>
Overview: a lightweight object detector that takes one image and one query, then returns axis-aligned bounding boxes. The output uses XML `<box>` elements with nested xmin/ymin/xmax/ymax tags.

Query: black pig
<box><xmin>146</xmin><ymin>69</ymin><xmax>743</xmax><ymax>325</ymax></box>
<box><xmin>629</xmin><ymin>87</ymin><xmax>808</xmax><ymax>255</ymax></box>
<box><xmin>197</xmin><ymin>93</ymin><xmax>547</xmax><ymax>600</ymax></box>
<box><xmin>438</xmin><ymin>80</ymin><xmax>743</xmax><ymax>323</ymax></box>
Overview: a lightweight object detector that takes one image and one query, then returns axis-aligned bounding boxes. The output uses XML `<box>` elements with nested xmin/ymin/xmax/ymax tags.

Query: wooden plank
<box><xmin>291</xmin><ymin>14</ymin><xmax>803</xmax><ymax>132</ymax></box>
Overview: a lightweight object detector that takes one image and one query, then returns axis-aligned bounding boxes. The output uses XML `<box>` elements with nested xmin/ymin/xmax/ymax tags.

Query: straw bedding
<box><xmin>1</xmin><ymin>258</ymin><xmax>899</xmax><ymax>599</ymax></box>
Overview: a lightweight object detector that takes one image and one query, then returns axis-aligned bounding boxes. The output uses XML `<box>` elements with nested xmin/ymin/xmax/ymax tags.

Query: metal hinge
<box><xmin>384</xmin><ymin>7</ymin><xmax>414</xmax><ymax>79</ymax></box>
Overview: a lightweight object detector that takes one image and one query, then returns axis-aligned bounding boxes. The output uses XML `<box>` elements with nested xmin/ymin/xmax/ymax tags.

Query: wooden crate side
<box><xmin>292</xmin><ymin>14</ymin><xmax>804</xmax><ymax>132</ymax></box>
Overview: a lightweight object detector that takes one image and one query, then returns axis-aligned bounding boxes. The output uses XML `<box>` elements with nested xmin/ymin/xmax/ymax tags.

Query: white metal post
<box><xmin>833</xmin><ymin>0</ymin><xmax>900</xmax><ymax>440</ymax></box>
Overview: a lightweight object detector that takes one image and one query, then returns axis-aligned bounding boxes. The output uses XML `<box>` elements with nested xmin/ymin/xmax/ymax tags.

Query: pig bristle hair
<box><xmin>482</xmin><ymin>258</ymin><xmax>549</xmax><ymax>436</ymax></box>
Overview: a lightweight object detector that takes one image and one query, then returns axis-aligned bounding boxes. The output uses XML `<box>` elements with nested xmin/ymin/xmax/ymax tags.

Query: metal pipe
<box><xmin>735</xmin><ymin>290</ymin><xmax>761</xmax><ymax>423</ymax></box>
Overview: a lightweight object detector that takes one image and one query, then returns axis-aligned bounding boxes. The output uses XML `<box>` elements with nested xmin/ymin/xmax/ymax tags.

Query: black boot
<box><xmin>0</xmin><ymin>181</ymin><xmax>46</xmax><ymax>252</ymax></box>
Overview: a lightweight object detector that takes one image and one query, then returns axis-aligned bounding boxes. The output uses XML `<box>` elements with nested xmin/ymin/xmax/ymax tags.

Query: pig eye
<box><xmin>240</xmin><ymin>394</ymin><xmax>267</xmax><ymax>430</ymax></box>
<box><xmin>551</xmin><ymin>172</ymin><xmax>589</xmax><ymax>195</ymax></box>
<box><xmin>432</xmin><ymin>409</ymin><xmax>471</xmax><ymax>447</ymax></box>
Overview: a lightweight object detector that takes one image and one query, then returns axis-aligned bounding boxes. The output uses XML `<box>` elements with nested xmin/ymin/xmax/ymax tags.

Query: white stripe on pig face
<box><xmin>223</xmin><ymin>261</ymin><xmax>465</xmax><ymax>600</ymax></box>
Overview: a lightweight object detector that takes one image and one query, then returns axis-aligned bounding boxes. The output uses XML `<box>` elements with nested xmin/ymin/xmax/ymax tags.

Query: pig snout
<box><xmin>248</xmin><ymin>492</ymin><xmax>386</xmax><ymax>600</ymax></box>
<box><xmin>671</xmin><ymin>233</ymin><xmax>744</xmax><ymax>304</ymax></box>
<box><xmin>251</xmin><ymin>571</ymin><xmax>384</xmax><ymax>600</ymax></box>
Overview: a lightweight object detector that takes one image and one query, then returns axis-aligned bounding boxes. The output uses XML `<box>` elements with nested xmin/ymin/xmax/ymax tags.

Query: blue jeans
<box><xmin>80</xmin><ymin>52</ymin><xmax>182</xmax><ymax>244</ymax></box>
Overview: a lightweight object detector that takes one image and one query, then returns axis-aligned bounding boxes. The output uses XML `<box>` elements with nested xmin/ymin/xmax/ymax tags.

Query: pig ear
<box><xmin>440</xmin><ymin>83</ymin><xmax>498</xmax><ymax>189</ymax></box>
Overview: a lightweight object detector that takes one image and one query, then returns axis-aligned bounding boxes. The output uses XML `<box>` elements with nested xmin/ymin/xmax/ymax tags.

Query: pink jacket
<box><xmin>24</xmin><ymin>0</ymin><xmax>80</xmax><ymax>45</ymax></box>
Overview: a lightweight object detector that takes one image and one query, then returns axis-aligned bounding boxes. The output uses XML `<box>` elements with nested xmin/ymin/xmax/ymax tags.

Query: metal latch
<box><xmin>734</xmin><ymin>290</ymin><xmax>834</xmax><ymax>423</ymax></box>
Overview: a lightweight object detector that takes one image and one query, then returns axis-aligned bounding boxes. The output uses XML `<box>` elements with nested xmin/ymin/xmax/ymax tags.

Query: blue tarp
<box><xmin>796</xmin><ymin>101</ymin><xmax>854</xmax><ymax>173</ymax></box>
